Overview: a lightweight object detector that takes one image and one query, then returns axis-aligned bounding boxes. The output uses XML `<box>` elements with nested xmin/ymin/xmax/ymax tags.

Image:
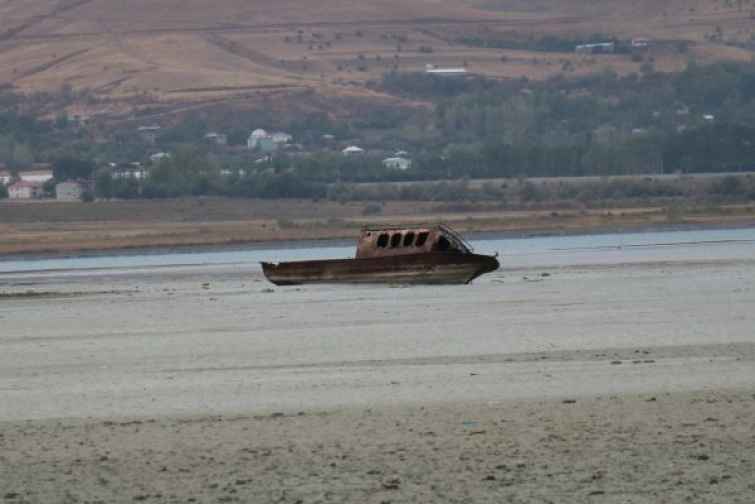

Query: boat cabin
<box><xmin>356</xmin><ymin>224</ymin><xmax>473</xmax><ymax>259</ymax></box>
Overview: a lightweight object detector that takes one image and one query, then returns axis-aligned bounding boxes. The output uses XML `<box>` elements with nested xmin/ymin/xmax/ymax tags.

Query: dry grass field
<box><xmin>1</xmin><ymin>0</ymin><xmax>753</xmax><ymax>118</ymax></box>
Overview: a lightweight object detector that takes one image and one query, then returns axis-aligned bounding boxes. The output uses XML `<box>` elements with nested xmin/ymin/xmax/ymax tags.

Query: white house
<box><xmin>19</xmin><ymin>169</ymin><xmax>53</xmax><ymax>184</ymax></box>
<box><xmin>204</xmin><ymin>132</ymin><xmax>228</xmax><ymax>145</ymax></box>
<box><xmin>137</xmin><ymin>125</ymin><xmax>161</xmax><ymax>144</ymax></box>
<box><xmin>575</xmin><ymin>42</ymin><xmax>615</xmax><ymax>54</ymax></box>
<box><xmin>271</xmin><ymin>132</ymin><xmax>293</xmax><ymax>144</ymax></box>
<box><xmin>425</xmin><ymin>65</ymin><xmax>467</xmax><ymax>76</ymax></box>
<box><xmin>247</xmin><ymin>129</ymin><xmax>269</xmax><ymax>149</ymax></box>
<box><xmin>342</xmin><ymin>145</ymin><xmax>365</xmax><ymax>156</ymax></box>
<box><xmin>150</xmin><ymin>152</ymin><xmax>171</xmax><ymax>163</ymax></box>
<box><xmin>8</xmin><ymin>180</ymin><xmax>44</xmax><ymax>200</ymax></box>
<box><xmin>55</xmin><ymin>181</ymin><xmax>84</xmax><ymax>202</ymax></box>
<box><xmin>113</xmin><ymin>166</ymin><xmax>147</xmax><ymax>180</ymax></box>
<box><xmin>0</xmin><ymin>169</ymin><xmax>12</xmax><ymax>186</ymax></box>
<box><xmin>382</xmin><ymin>157</ymin><xmax>412</xmax><ymax>170</ymax></box>
<box><xmin>631</xmin><ymin>38</ymin><xmax>651</xmax><ymax>48</ymax></box>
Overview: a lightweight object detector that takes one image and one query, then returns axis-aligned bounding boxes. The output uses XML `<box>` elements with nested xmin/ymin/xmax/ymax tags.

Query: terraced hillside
<box><xmin>0</xmin><ymin>0</ymin><xmax>753</xmax><ymax>118</ymax></box>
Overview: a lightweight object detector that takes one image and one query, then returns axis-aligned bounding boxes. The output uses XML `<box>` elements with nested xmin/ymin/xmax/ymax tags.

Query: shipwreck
<box><xmin>261</xmin><ymin>224</ymin><xmax>499</xmax><ymax>285</ymax></box>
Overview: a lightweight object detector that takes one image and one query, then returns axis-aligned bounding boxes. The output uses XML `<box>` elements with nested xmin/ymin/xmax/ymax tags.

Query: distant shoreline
<box><xmin>2</xmin><ymin>209</ymin><xmax>754</xmax><ymax>262</ymax></box>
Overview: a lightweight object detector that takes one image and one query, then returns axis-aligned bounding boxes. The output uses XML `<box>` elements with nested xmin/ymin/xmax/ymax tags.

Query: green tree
<box><xmin>53</xmin><ymin>157</ymin><xmax>95</xmax><ymax>181</ymax></box>
<box><xmin>95</xmin><ymin>169</ymin><xmax>113</xmax><ymax>199</ymax></box>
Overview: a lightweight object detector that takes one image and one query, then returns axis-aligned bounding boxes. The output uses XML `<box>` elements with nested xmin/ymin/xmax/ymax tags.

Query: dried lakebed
<box><xmin>1</xmin><ymin>230</ymin><xmax>754</xmax><ymax>502</ymax></box>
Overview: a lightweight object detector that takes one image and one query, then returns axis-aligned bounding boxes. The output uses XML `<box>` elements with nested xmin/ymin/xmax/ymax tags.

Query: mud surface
<box><xmin>1</xmin><ymin>237</ymin><xmax>755</xmax><ymax>502</ymax></box>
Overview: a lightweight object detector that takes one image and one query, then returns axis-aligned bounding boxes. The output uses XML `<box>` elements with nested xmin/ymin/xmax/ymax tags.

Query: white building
<box><xmin>137</xmin><ymin>125</ymin><xmax>161</xmax><ymax>144</ymax></box>
<box><xmin>8</xmin><ymin>180</ymin><xmax>44</xmax><ymax>200</ymax></box>
<box><xmin>271</xmin><ymin>132</ymin><xmax>293</xmax><ymax>144</ymax></box>
<box><xmin>113</xmin><ymin>166</ymin><xmax>147</xmax><ymax>180</ymax></box>
<box><xmin>425</xmin><ymin>65</ymin><xmax>467</xmax><ymax>76</ymax></box>
<box><xmin>204</xmin><ymin>132</ymin><xmax>228</xmax><ymax>145</ymax></box>
<box><xmin>55</xmin><ymin>181</ymin><xmax>84</xmax><ymax>202</ymax></box>
<box><xmin>575</xmin><ymin>42</ymin><xmax>615</xmax><ymax>54</ymax></box>
<box><xmin>19</xmin><ymin>169</ymin><xmax>53</xmax><ymax>184</ymax></box>
<box><xmin>0</xmin><ymin>169</ymin><xmax>12</xmax><ymax>186</ymax></box>
<box><xmin>382</xmin><ymin>157</ymin><xmax>412</xmax><ymax>170</ymax></box>
<box><xmin>247</xmin><ymin>129</ymin><xmax>269</xmax><ymax>150</ymax></box>
<box><xmin>342</xmin><ymin>146</ymin><xmax>365</xmax><ymax>156</ymax></box>
<box><xmin>150</xmin><ymin>152</ymin><xmax>171</xmax><ymax>163</ymax></box>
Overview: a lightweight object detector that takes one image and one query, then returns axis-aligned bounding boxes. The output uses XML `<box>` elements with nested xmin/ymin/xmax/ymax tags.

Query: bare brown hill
<box><xmin>0</xmin><ymin>0</ymin><xmax>752</xmax><ymax>118</ymax></box>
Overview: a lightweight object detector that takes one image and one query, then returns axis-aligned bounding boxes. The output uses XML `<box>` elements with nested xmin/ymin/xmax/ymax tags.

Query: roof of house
<box><xmin>10</xmin><ymin>180</ymin><xmax>43</xmax><ymax>189</ymax></box>
<box><xmin>20</xmin><ymin>169</ymin><xmax>53</xmax><ymax>176</ymax></box>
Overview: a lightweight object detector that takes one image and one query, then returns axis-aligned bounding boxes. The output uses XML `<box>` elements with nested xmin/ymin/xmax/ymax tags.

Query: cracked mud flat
<box><xmin>1</xmin><ymin>240</ymin><xmax>755</xmax><ymax>503</ymax></box>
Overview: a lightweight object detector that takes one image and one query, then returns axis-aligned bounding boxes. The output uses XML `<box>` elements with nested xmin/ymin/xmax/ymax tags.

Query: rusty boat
<box><xmin>261</xmin><ymin>224</ymin><xmax>499</xmax><ymax>285</ymax></box>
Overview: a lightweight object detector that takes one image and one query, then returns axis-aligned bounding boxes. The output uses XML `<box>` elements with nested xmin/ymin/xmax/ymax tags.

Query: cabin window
<box><xmin>436</xmin><ymin>236</ymin><xmax>451</xmax><ymax>251</ymax></box>
<box><xmin>390</xmin><ymin>233</ymin><xmax>402</xmax><ymax>248</ymax></box>
<box><xmin>416</xmin><ymin>232</ymin><xmax>429</xmax><ymax>247</ymax></box>
<box><xmin>377</xmin><ymin>233</ymin><xmax>389</xmax><ymax>248</ymax></box>
<box><xmin>403</xmin><ymin>232</ymin><xmax>415</xmax><ymax>247</ymax></box>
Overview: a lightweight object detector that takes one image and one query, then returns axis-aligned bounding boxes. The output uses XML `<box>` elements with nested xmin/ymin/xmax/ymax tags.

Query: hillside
<box><xmin>0</xmin><ymin>0</ymin><xmax>754</xmax><ymax>119</ymax></box>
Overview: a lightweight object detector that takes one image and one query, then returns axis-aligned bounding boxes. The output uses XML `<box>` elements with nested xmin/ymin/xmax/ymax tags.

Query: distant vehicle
<box><xmin>262</xmin><ymin>224</ymin><xmax>499</xmax><ymax>285</ymax></box>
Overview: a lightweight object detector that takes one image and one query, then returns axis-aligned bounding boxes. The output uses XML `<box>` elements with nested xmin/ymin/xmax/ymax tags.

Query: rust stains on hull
<box><xmin>261</xmin><ymin>252</ymin><xmax>499</xmax><ymax>286</ymax></box>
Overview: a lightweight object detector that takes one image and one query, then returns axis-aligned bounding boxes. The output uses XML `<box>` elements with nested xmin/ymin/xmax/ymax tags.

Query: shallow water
<box><xmin>1</xmin><ymin>227</ymin><xmax>753</xmax><ymax>277</ymax></box>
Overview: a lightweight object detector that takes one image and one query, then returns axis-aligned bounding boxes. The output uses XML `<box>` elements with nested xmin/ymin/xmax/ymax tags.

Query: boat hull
<box><xmin>261</xmin><ymin>252</ymin><xmax>499</xmax><ymax>286</ymax></box>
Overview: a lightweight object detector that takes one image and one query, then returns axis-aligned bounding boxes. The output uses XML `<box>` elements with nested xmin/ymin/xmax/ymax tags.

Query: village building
<box><xmin>55</xmin><ymin>181</ymin><xmax>84</xmax><ymax>201</ymax></box>
<box><xmin>204</xmin><ymin>132</ymin><xmax>228</xmax><ymax>145</ymax></box>
<box><xmin>0</xmin><ymin>168</ymin><xmax>13</xmax><ymax>186</ymax></box>
<box><xmin>575</xmin><ymin>42</ymin><xmax>615</xmax><ymax>54</ymax></box>
<box><xmin>247</xmin><ymin>129</ymin><xmax>269</xmax><ymax>150</ymax></box>
<box><xmin>425</xmin><ymin>65</ymin><xmax>467</xmax><ymax>76</ymax></box>
<box><xmin>271</xmin><ymin>132</ymin><xmax>293</xmax><ymax>144</ymax></box>
<box><xmin>150</xmin><ymin>152</ymin><xmax>171</xmax><ymax>163</ymax></box>
<box><xmin>113</xmin><ymin>166</ymin><xmax>147</xmax><ymax>180</ymax></box>
<box><xmin>257</xmin><ymin>137</ymin><xmax>278</xmax><ymax>154</ymax></box>
<box><xmin>19</xmin><ymin>167</ymin><xmax>54</xmax><ymax>184</ymax></box>
<box><xmin>138</xmin><ymin>125</ymin><xmax>161</xmax><ymax>145</ymax></box>
<box><xmin>631</xmin><ymin>38</ymin><xmax>651</xmax><ymax>48</ymax></box>
<box><xmin>8</xmin><ymin>180</ymin><xmax>44</xmax><ymax>200</ymax></box>
<box><xmin>382</xmin><ymin>157</ymin><xmax>412</xmax><ymax>170</ymax></box>
<box><xmin>342</xmin><ymin>145</ymin><xmax>365</xmax><ymax>156</ymax></box>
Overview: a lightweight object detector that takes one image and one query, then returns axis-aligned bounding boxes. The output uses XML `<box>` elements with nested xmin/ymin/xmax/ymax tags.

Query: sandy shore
<box><xmin>1</xmin><ymin>240</ymin><xmax>755</xmax><ymax>502</ymax></box>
